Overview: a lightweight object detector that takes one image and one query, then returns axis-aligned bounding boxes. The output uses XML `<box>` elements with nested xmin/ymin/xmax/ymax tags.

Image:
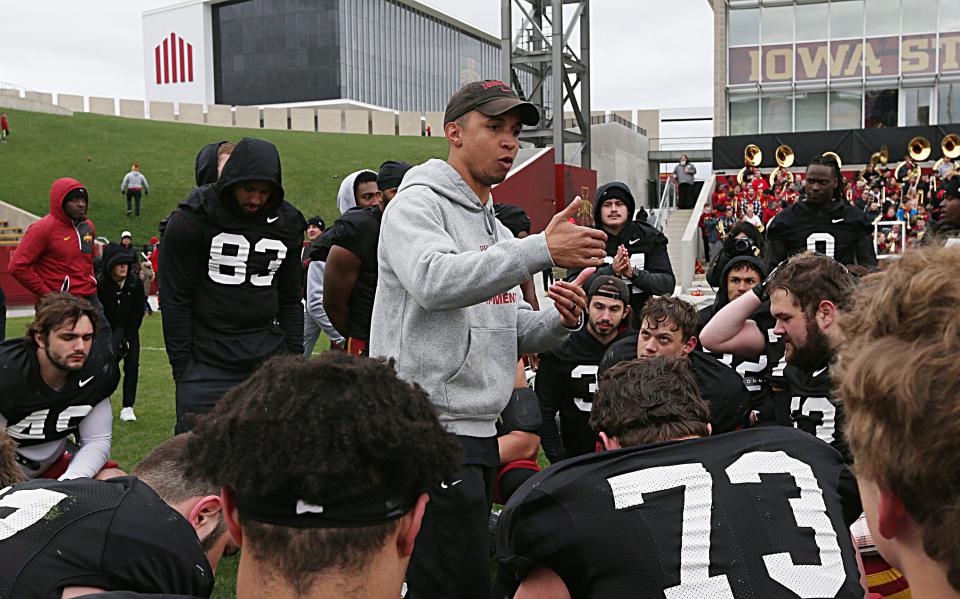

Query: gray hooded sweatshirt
<box><xmin>370</xmin><ymin>159</ymin><xmax>572</xmax><ymax>437</ymax></box>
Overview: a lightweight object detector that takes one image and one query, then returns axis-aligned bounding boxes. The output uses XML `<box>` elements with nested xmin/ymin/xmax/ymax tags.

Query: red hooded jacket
<box><xmin>10</xmin><ymin>178</ymin><xmax>98</xmax><ymax>299</ymax></box>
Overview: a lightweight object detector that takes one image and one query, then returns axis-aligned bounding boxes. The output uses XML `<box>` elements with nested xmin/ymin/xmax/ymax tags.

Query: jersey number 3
<box><xmin>607</xmin><ymin>451</ymin><xmax>847</xmax><ymax>598</ymax></box>
<box><xmin>208</xmin><ymin>232</ymin><xmax>287</xmax><ymax>286</ymax></box>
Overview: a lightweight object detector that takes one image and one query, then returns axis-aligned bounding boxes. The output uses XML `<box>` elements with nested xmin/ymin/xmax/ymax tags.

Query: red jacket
<box><xmin>11</xmin><ymin>178</ymin><xmax>98</xmax><ymax>299</ymax></box>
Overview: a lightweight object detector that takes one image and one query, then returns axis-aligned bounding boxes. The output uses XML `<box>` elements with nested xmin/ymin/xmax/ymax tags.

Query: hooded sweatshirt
<box><xmin>11</xmin><ymin>178</ymin><xmax>98</xmax><ymax>299</ymax></box>
<box><xmin>194</xmin><ymin>140</ymin><xmax>228</xmax><ymax>187</ymax></box>
<box><xmin>337</xmin><ymin>169</ymin><xmax>377</xmax><ymax>214</ymax></box>
<box><xmin>160</xmin><ymin>138</ymin><xmax>306</xmax><ymax>377</ymax></box>
<box><xmin>370</xmin><ymin>159</ymin><xmax>572</xmax><ymax>438</ymax></box>
<box><xmin>96</xmin><ymin>243</ymin><xmax>145</xmax><ymax>346</ymax></box>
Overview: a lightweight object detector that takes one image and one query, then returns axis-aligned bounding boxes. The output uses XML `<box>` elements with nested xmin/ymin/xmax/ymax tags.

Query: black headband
<box><xmin>235</xmin><ymin>490</ymin><xmax>422</xmax><ymax>529</ymax></box>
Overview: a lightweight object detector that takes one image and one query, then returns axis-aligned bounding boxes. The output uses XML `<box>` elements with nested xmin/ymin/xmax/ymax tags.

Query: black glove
<box><xmin>500</xmin><ymin>387</ymin><xmax>542</xmax><ymax>434</ymax></box>
<box><xmin>752</xmin><ymin>260</ymin><xmax>784</xmax><ymax>301</ymax></box>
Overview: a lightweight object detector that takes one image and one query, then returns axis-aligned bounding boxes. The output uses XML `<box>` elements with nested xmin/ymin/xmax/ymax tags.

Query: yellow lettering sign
<box><xmin>902</xmin><ymin>38</ymin><xmax>931</xmax><ymax>73</ymax></box>
<box><xmin>765</xmin><ymin>47</ymin><xmax>792</xmax><ymax>81</ymax></box>
<box><xmin>748</xmin><ymin>48</ymin><xmax>760</xmax><ymax>82</ymax></box>
<box><xmin>942</xmin><ymin>35</ymin><xmax>960</xmax><ymax>71</ymax></box>
<box><xmin>862</xmin><ymin>42</ymin><xmax>882</xmax><ymax>76</ymax></box>
<box><xmin>798</xmin><ymin>45</ymin><xmax>828</xmax><ymax>79</ymax></box>
<box><xmin>831</xmin><ymin>43</ymin><xmax>850</xmax><ymax>77</ymax></box>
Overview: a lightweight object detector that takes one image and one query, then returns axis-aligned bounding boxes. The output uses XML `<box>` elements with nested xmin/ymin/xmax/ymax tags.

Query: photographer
<box><xmin>705</xmin><ymin>221</ymin><xmax>765</xmax><ymax>289</ymax></box>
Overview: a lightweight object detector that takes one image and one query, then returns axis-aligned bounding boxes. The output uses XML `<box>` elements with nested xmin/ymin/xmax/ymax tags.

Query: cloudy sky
<box><xmin>0</xmin><ymin>1</ymin><xmax>713</xmax><ymax>111</ymax></box>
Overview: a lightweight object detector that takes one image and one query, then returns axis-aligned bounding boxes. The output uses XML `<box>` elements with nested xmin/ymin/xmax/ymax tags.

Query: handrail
<box><xmin>650</xmin><ymin>179</ymin><xmax>675</xmax><ymax>231</ymax></box>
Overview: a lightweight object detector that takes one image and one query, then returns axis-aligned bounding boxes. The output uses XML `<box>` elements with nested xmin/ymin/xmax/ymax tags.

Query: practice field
<box><xmin>4</xmin><ymin>312</ymin><xmax>331</xmax><ymax>597</ymax></box>
<box><xmin>0</xmin><ymin>107</ymin><xmax>447</xmax><ymax>245</ymax></box>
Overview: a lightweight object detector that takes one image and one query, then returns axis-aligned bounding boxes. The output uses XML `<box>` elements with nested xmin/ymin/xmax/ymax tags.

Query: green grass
<box><xmin>4</xmin><ymin>313</ymin><xmax>330</xmax><ymax>598</ymax></box>
<box><xmin>0</xmin><ymin>107</ymin><xmax>447</xmax><ymax>244</ymax></box>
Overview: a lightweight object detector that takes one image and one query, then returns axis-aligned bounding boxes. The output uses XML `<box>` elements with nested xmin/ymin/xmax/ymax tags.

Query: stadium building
<box><xmin>711</xmin><ymin>0</ymin><xmax>960</xmax><ymax>135</ymax></box>
<box><xmin>143</xmin><ymin>0</ymin><xmax>501</xmax><ymax>111</ymax></box>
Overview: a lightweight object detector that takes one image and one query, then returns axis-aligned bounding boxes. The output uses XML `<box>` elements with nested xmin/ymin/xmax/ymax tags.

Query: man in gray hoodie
<box><xmin>370</xmin><ymin>79</ymin><xmax>608</xmax><ymax>599</ymax></box>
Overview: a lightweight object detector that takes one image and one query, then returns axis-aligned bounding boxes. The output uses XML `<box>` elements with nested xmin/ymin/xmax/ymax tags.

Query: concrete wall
<box><xmin>676</xmin><ymin>180</ymin><xmax>713</xmax><ymax>293</ymax></box>
<box><xmin>206</xmin><ymin>104</ymin><xmax>233</xmax><ymax>126</ymax></box>
<box><xmin>317</xmin><ymin>109</ymin><xmax>341</xmax><ymax>133</ymax></box>
<box><xmin>0</xmin><ymin>89</ymin><xmax>19</xmax><ymax>98</ymax></box>
<box><xmin>589</xmin><ymin>122</ymin><xmax>651</xmax><ymax>209</ymax></box>
<box><xmin>290</xmin><ymin>108</ymin><xmax>315</xmax><ymax>131</ymax></box>
<box><xmin>344</xmin><ymin>110</ymin><xmax>369</xmax><ymax>134</ymax></box>
<box><xmin>24</xmin><ymin>92</ymin><xmax>53</xmax><ymax>105</ymax></box>
<box><xmin>713</xmin><ymin>0</ymin><xmax>727</xmax><ymax>136</ymax></box>
<box><xmin>613</xmin><ymin>110</ymin><xmax>634</xmax><ymax>125</ymax></box>
<box><xmin>398</xmin><ymin>112</ymin><xmax>421</xmax><ymax>136</ymax></box>
<box><xmin>636</xmin><ymin>109</ymin><xmax>660</xmax><ymax>149</ymax></box>
<box><xmin>57</xmin><ymin>94</ymin><xmax>84</xmax><ymax>112</ymax></box>
<box><xmin>424</xmin><ymin>112</ymin><xmax>444</xmax><ymax>137</ymax></box>
<box><xmin>88</xmin><ymin>97</ymin><xmax>116</xmax><ymax>116</ymax></box>
<box><xmin>149</xmin><ymin>101</ymin><xmax>176</xmax><ymax>121</ymax></box>
<box><xmin>371</xmin><ymin>111</ymin><xmax>395</xmax><ymax>135</ymax></box>
<box><xmin>119</xmin><ymin>99</ymin><xmax>145</xmax><ymax>118</ymax></box>
<box><xmin>262</xmin><ymin>107</ymin><xmax>288</xmax><ymax>130</ymax></box>
<box><xmin>178</xmin><ymin>103</ymin><xmax>204</xmax><ymax>124</ymax></box>
<box><xmin>0</xmin><ymin>199</ymin><xmax>41</xmax><ymax>231</ymax></box>
<box><xmin>0</xmin><ymin>95</ymin><xmax>73</xmax><ymax>116</ymax></box>
<box><xmin>235</xmin><ymin>106</ymin><xmax>261</xmax><ymax>129</ymax></box>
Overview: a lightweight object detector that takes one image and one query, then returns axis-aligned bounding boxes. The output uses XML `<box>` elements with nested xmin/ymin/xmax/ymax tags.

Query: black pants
<box><xmin>405</xmin><ymin>462</ymin><xmax>496</xmax><ymax>599</ymax></box>
<box><xmin>678</xmin><ymin>182</ymin><xmax>695</xmax><ymax>209</ymax></box>
<box><xmin>120</xmin><ymin>333</ymin><xmax>140</xmax><ymax>408</ymax></box>
<box><xmin>126</xmin><ymin>190</ymin><xmax>142</xmax><ymax>216</ymax></box>
<box><xmin>174</xmin><ymin>360</ymin><xmax>249</xmax><ymax>434</ymax></box>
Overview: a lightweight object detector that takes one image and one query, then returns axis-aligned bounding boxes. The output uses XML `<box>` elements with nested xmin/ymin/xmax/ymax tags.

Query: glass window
<box><xmin>939</xmin><ymin>83</ymin><xmax>960</xmax><ymax>124</ymax></box>
<box><xmin>830</xmin><ymin>89</ymin><xmax>862</xmax><ymax>129</ymax></box>
<box><xmin>865</xmin><ymin>0</ymin><xmax>899</xmax><ymax>37</ymax></box>
<box><xmin>901</xmin><ymin>0</ymin><xmax>936</xmax><ymax>34</ymax></box>
<box><xmin>830</xmin><ymin>0</ymin><xmax>864</xmax><ymax>40</ymax></box>
<box><xmin>761</xmin><ymin>5</ymin><xmax>793</xmax><ymax>45</ymax></box>
<box><xmin>903</xmin><ymin>87</ymin><xmax>932</xmax><ymax>125</ymax></box>
<box><xmin>943</xmin><ymin>3</ymin><xmax>960</xmax><ymax>33</ymax></box>
<box><xmin>729</xmin><ymin>96</ymin><xmax>759</xmax><ymax>135</ymax></box>
<box><xmin>796</xmin><ymin>92</ymin><xmax>828</xmax><ymax>131</ymax></box>
<box><xmin>864</xmin><ymin>89</ymin><xmax>899</xmax><ymax>128</ymax></box>
<box><xmin>761</xmin><ymin>94</ymin><xmax>793</xmax><ymax>133</ymax></box>
<box><xmin>796</xmin><ymin>3</ymin><xmax>828</xmax><ymax>41</ymax></box>
<box><xmin>728</xmin><ymin>8</ymin><xmax>759</xmax><ymax>46</ymax></box>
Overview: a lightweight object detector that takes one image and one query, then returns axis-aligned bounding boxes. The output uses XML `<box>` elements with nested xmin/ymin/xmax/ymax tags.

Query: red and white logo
<box><xmin>154</xmin><ymin>32</ymin><xmax>194</xmax><ymax>85</ymax></box>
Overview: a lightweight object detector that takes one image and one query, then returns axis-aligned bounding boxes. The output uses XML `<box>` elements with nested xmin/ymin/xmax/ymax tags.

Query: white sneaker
<box><xmin>119</xmin><ymin>407</ymin><xmax>137</xmax><ymax>422</ymax></box>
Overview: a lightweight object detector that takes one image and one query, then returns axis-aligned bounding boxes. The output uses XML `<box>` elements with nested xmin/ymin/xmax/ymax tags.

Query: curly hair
<box><xmin>185</xmin><ymin>352</ymin><xmax>461</xmax><ymax>593</ymax></box>
<box><xmin>25</xmin><ymin>293</ymin><xmax>99</xmax><ymax>347</ymax></box>
<box><xmin>835</xmin><ymin>246</ymin><xmax>960</xmax><ymax>590</ymax></box>
<box><xmin>591</xmin><ymin>357</ymin><xmax>709</xmax><ymax>447</ymax></box>
<box><xmin>639</xmin><ymin>296</ymin><xmax>699</xmax><ymax>341</ymax></box>
<box><xmin>768</xmin><ymin>251</ymin><xmax>855</xmax><ymax>317</ymax></box>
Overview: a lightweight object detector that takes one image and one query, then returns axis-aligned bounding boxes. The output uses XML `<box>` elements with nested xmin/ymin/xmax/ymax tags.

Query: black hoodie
<box><xmin>568</xmin><ymin>182</ymin><xmax>675</xmax><ymax>320</ymax></box>
<box><xmin>160</xmin><ymin>138</ymin><xmax>306</xmax><ymax>378</ymax></box>
<box><xmin>194</xmin><ymin>140</ymin><xmax>228</xmax><ymax>187</ymax></box>
<box><xmin>96</xmin><ymin>243</ymin><xmax>145</xmax><ymax>347</ymax></box>
<box><xmin>766</xmin><ymin>198</ymin><xmax>876</xmax><ymax>269</ymax></box>
<box><xmin>535</xmin><ymin>325</ymin><xmax>634</xmax><ymax>463</ymax></box>
<box><xmin>598</xmin><ymin>336</ymin><xmax>753</xmax><ymax>435</ymax></box>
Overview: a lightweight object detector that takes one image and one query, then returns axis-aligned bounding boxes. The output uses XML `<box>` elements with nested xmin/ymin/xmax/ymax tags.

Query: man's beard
<box><xmin>45</xmin><ymin>346</ymin><xmax>86</xmax><ymax>372</ymax></box>
<box><xmin>588</xmin><ymin>319</ymin><xmax>616</xmax><ymax>337</ymax></box>
<box><xmin>788</xmin><ymin>316</ymin><xmax>831</xmax><ymax>372</ymax></box>
<box><xmin>469</xmin><ymin>163</ymin><xmax>508</xmax><ymax>187</ymax></box>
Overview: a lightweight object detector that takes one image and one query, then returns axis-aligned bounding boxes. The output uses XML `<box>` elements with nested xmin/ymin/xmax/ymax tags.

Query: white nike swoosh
<box><xmin>629</xmin><ymin>238</ymin><xmax>642</xmax><ymax>245</ymax></box>
<box><xmin>296</xmin><ymin>500</ymin><xmax>324</xmax><ymax>514</ymax></box>
<box><xmin>267</xmin><ymin>216</ymin><xmax>279</xmax><ymax>223</ymax></box>
<box><xmin>812</xmin><ymin>367</ymin><xmax>827</xmax><ymax>377</ymax></box>
<box><xmin>440</xmin><ymin>480</ymin><xmax>463</xmax><ymax>489</ymax></box>
<box><xmin>79</xmin><ymin>376</ymin><xmax>94</xmax><ymax>387</ymax></box>
<box><xmin>831</xmin><ymin>218</ymin><xmax>844</xmax><ymax>223</ymax></box>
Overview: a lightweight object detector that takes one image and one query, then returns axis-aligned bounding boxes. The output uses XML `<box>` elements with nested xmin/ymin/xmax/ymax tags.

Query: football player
<box><xmin>536</xmin><ymin>275</ymin><xmax>633</xmax><ymax>462</ymax></box>
<box><xmin>836</xmin><ymin>246</ymin><xmax>960</xmax><ymax>599</ymax></box>
<box><xmin>319</xmin><ymin>160</ymin><xmax>413</xmax><ymax>355</ymax></box>
<box><xmin>700</xmin><ymin>251</ymin><xmax>855</xmax><ymax>461</ymax></box>
<box><xmin>0</xmin><ymin>434</ymin><xmax>235</xmax><ymax>598</ymax></box>
<box><xmin>498</xmin><ymin>356</ymin><xmax>865</xmax><ymax>599</ymax></box>
<box><xmin>0</xmin><ymin>293</ymin><xmax>119</xmax><ymax>480</ymax></box>
<box><xmin>766</xmin><ymin>155</ymin><xmax>876</xmax><ymax>268</ymax></box>
<box><xmin>160</xmin><ymin>137</ymin><xmax>306</xmax><ymax>433</ymax></box>
<box><xmin>599</xmin><ymin>296</ymin><xmax>752</xmax><ymax>434</ymax></box>
<box><xmin>568</xmin><ymin>182</ymin><xmax>674</xmax><ymax>326</ymax></box>
<box><xmin>184</xmin><ymin>352</ymin><xmax>462</xmax><ymax>599</ymax></box>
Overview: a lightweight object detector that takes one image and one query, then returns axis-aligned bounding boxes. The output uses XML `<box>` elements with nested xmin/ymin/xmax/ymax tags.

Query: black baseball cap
<box><xmin>587</xmin><ymin>275</ymin><xmax>630</xmax><ymax>305</ymax></box>
<box><xmin>443</xmin><ymin>80</ymin><xmax>540</xmax><ymax>126</ymax></box>
<box><xmin>943</xmin><ymin>177</ymin><xmax>960</xmax><ymax>200</ymax></box>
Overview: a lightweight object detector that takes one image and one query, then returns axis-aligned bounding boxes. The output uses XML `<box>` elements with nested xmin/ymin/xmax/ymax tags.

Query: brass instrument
<box><xmin>908</xmin><ymin>136</ymin><xmax>932</xmax><ymax>162</ymax></box>
<box><xmin>736</xmin><ymin>144</ymin><xmax>763</xmax><ymax>186</ymax></box>
<box><xmin>822</xmin><ymin>151</ymin><xmax>843</xmax><ymax>168</ymax></box>
<box><xmin>768</xmin><ymin>144</ymin><xmax>795</xmax><ymax>186</ymax></box>
<box><xmin>932</xmin><ymin>134</ymin><xmax>960</xmax><ymax>191</ymax></box>
<box><xmin>859</xmin><ymin>145</ymin><xmax>889</xmax><ymax>183</ymax></box>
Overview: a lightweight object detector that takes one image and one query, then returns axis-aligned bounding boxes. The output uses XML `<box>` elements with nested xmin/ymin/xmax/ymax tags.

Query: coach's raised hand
<box><xmin>544</xmin><ymin>197</ymin><xmax>608</xmax><ymax>269</ymax></box>
<box><xmin>548</xmin><ymin>266</ymin><xmax>595</xmax><ymax>328</ymax></box>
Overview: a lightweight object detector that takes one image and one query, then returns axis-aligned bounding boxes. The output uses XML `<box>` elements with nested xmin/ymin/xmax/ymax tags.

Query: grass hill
<box><xmin>0</xmin><ymin>107</ymin><xmax>448</xmax><ymax>243</ymax></box>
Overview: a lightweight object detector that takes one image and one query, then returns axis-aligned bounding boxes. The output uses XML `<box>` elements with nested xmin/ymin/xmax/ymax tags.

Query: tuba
<box><xmin>737</xmin><ymin>144</ymin><xmax>763</xmax><ymax>186</ymax></box>
<box><xmin>860</xmin><ymin>145</ymin><xmax>888</xmax><ymax>182</ymax></box>
<box><xmin>768</xmin><ymin>144</ymin><xmax>795</xmax><ymax>186</ymax></box>
<box><xmin>822</xmin><ymin>151</ymin><xmax>843</xmax><ymax>168</ymax></box>
<box><xmin>932</xmin><ymin>134</ymin><xmax>960</xmax><ymax>177</ymax></box>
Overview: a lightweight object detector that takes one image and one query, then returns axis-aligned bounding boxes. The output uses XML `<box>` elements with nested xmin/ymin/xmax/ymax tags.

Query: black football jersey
<box><xmin>0</xmin><ymin>334</ymin><xmax>119</xmax><ymax>447</ymax></box>
<box><xmin>0</xmin><ymin>477</ymin><xmax>214</xmax><ymax>599</ymax></box>
<box><xmin>782</xmin><ymin>361</ymin><xmax>850</xmax><ymax>463</ymax></box>
<box><xmin>599</xmin><ymin>337</ymin><xmax>752</xmax><ymax>434</ymax></box>
<box><xmin>498</xmin><ymin>427</ymin><xmax>863</xmax><ymax>599</ymax></box>
<box><xmin>767</xmin><ymin>199</ymin><xmax>875</xmax><ymax>266</ymax></box>
<box><xmin>323</xmin><ymin>206</ymin><xmax>382</xmax><ymax>340</ymax></box>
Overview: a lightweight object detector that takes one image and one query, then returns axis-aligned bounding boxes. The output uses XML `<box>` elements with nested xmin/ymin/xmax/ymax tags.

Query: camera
<box><xmin>734</xmin><ymin>238</ymin><xmax>753</xmax><ymax>254</ymax></box>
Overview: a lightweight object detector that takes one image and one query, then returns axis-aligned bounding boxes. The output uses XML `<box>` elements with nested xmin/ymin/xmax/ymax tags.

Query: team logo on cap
<box><xmin>481</xmin><ymin>80</ymin><xmax>513</xmax><ymax>93</ymax></box>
